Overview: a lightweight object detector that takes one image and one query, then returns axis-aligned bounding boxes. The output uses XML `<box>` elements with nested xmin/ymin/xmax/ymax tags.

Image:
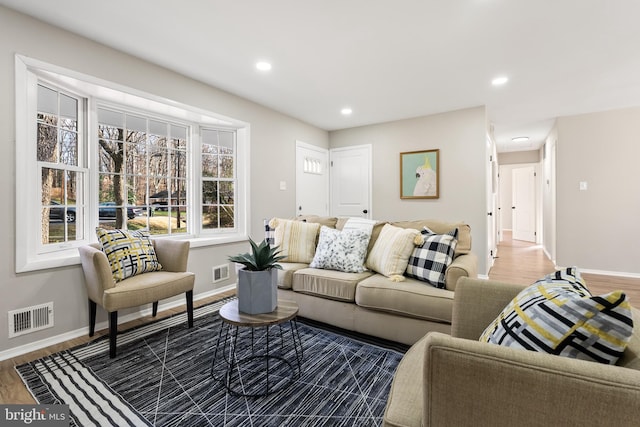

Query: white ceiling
<box><xmin>3</xmin><ymin>0</ymin><xmax>640</xmax><ymax>153</ymax></box>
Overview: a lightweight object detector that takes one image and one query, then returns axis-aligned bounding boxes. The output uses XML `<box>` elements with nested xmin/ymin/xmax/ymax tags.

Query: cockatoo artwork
<box><xmin>413</xmin><ymin>155</ymin><xmax>437</xmax><ymax>196</ymax></box>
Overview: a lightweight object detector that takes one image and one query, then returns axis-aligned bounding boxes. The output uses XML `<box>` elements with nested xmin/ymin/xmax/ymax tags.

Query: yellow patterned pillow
<box><xmin>271</xmin><ymin>218</ymin><xmax>320</xmax><ymax>263</ymax></box>
<box><xmin>480</xmin><ymin>267</ymin><xmax>634</xmax><ymax>365</ymax></box>
<box><xmin>96</xmin><ymin>228</ymin><xmax>162</xmax><ymax>282</ymax></box>
<box><xmin>365</xmin><ymin>224</ymin><xmax>422</xmax><ymax>281</ymax></box>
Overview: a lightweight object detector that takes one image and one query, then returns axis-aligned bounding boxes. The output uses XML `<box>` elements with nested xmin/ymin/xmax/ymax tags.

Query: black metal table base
<box><xmin>210</xmin><ymin>319</ymin><xmax>304</xmax><ymax>397</ymax></box>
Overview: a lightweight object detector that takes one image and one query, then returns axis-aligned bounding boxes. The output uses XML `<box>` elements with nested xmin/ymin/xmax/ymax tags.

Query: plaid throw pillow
<box><xmin>405</xmin><ymin>227</ymin><xmax>458</xmax><ymax>288</ymax></box>
<box><xmin>480</xmin><ymin>267</ymin><xmax>634</xmax><ymax>365</ymax></box>
<box><xmin>96</xmin><ymin>228</ymin><xmax>162</xmax><ymax>282</ymax></box>
<box><xmin>264</xmin><ymin>218</ymin><xmax>275</xmax><ymax>246</ymax></box>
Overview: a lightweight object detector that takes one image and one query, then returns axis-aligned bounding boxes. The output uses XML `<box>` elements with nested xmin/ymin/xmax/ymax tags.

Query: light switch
<box><xmin>579</xmin><ymin>181</ymin><xmax>588</xmax><ymax>191</ymax></box>
<box><xmin>279</xmin><ymin>181</ymin><xmax>287</xmax><ymax>190</ymax></box>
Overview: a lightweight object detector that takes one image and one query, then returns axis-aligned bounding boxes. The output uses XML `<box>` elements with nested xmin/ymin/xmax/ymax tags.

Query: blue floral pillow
<box><xmin>309</xmin><ymin>226</ymin><xmax>370</xmax><ymax>273</ymax></box>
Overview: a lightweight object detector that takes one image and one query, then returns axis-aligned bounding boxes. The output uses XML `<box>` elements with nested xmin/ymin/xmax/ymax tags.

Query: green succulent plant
<box><xmin>228</xmin><ymin>238</ymin><xmax>286</xmax><ymax>271</ymax></box>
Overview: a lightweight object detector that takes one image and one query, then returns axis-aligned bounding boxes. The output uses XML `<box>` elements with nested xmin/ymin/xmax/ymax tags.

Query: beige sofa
<box><xmin>274</xmin><ymin>216</ymin><xmax>478</xmax><ymax>345</ymax></box>
<box><xmin>383</xmin><ymin>277</ymin><xmax>640</xmax><ymax>427</ymax></box>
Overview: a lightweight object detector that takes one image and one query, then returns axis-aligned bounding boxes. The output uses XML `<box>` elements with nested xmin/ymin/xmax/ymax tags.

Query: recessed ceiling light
<box><xmin>511</xmin><ymin>136</ymin><xmax>529</xmax><ymax>142</ymax></box>
<box><xmin>341</xmin><ymin>107</ymin><xmax>353</xmax><ymax>115</ymax></box>
<box><xmin>492</xmin><ymin>76</ymin><xmax>509</xmax><ymax>86</ymax></box>
<box><xmin>256</xmin><ymin>61</ymin><xmax>272</xmax><ymax>71</ymax></box>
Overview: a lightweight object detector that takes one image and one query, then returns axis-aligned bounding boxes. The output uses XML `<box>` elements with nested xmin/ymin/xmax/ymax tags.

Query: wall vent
<box><xmin>8</xmin><ymin>302</ymin><xmax>54</xmax><ymax>338</ymax></box>
<box><xmin>212</xmin><ymin>264</ymin><xmax>230</xmax><ymax>283</ymax></box>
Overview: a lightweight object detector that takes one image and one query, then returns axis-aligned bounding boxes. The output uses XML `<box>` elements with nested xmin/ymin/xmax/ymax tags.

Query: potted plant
<box><xmin>229</xmin><ymin>238</ymin><xmax>286</xmax><ymax>314</ymax></box>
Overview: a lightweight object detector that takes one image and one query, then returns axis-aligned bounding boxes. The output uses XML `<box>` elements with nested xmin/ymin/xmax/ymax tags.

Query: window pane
<box><xmin>149</xmin><ymin>149</ymin><xmax>168</xmax><ymax>177</ymax></box>
<box><xmin>149</xmin><ymin>120</ymin><xmax>167</xmax><ymax>137</ymax></box>
<box><xmin>60</xmin><ymin>130</ymin><xmax>78</xmax><ymax>166</ymax></box>
<box><xmin>37</xmin><ymin>122</ymin><xmax>58</xmax><ymax>162</ymax></box>
<box><xmin>98</xmin><ymin>139</ymin><xmax>123</xmax><ymax>173</ymax></box>
<box><xmin>219</xmin><ymin>131</ymin><xmax>234</xmax><ymax>154</ymax></box>
<box><xmin>219</xmin><ymin>181</ymin><xmax>234</xmax><ymax>205</ymax></box>
<box><xmin>37</xmin><ymin>85</ymin><xmax>57</xmax><ymax>115</ymax></box>
<box><xmin>202</xmin><ymin>154</ymin><xmax>218</xmax><ymax>177</ymax></box>
<box><xmin>126</xmin><ymin>129</ymin><xmax>146</xmax><ymax>144</ymax></box>
<box><xmin>172</xmin><ymin>207</ymin><xmax>187</xmax><ymax>234</ymax></box>
<box><xmin>220</xmin><ymin>206</ymin><xmax>234</xmax><ymax>228</ymax></box>
<box><xmin>202</xmin><ymin>181</ymin><xmax>218</xmax><ymax>204</ymax></box>
<box><xmin>202</xmin><ymin>128</ymin><xmax>219</xmax><ymax>146</ymax></box>
<box><xmin>202</xmin><ymin>206</ymin><xmax>219</xmax><ymax>229</ymax></box>
<box><xmin>171</xmin><ymin>178</ymin><xmax>187</xmax><ymax>204</ymax></box>
<box><xmin>170</xmin><ymin>150</ymin><xmax>186</xmax><ymax>178</ymax></box>
<box><xmin>126</xmin><ymin>142</ymin><xmax>148</xmax><ymax>175</ymax></box>
<box><xmin>98</xmin><ymin>108</ymin><xmax>124</xmax><ymax>129</ymax></box>
<box><xmin>127</xmin><ymin>115</ymin><xmax>147</xmax><ymax>133</ymax></box>
<box><xmin>220</xmin><ymin>156</ymin><xmax>234</xmax><ymax>179</ymax></box>
<box><xmin>60</xmin><ymin>94</ymin><xmax>77</xmax><ymax>120</ymax></box>
<box><xmin>127</xmin><ymin>175</ymin><xmax>147</xmax><ymax>206</ymax></box>
<box><xmin>171</xmin><ymin>125</ymin><xmax>187</xmax><ymax>142</ymax></box>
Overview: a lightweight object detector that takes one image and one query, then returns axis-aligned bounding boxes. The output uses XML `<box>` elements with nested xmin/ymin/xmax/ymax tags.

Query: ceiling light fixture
<box><xmin>256</xmin><ymin>61</ymin><xmax>272</xmax><ymax>71</ymax></box>
<box><xmin>491</xmin><ymin>76</ymin><xmax>509</xmax><ymax>86</ymax></box>
<box><xmin>341</xmin><ymin>107</ymin><xmax>353</xmax><ymax>115</ymax></box>
<box><xmin>511</xmin><ymin>136</ymin><xmax>529</xmax><ymax>142</ymax></box>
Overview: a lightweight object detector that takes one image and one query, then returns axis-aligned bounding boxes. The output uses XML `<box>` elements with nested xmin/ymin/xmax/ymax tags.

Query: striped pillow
<box><xmin>272</xmin><ymin>218</ymin><xmax>320</xmax><ymax>263</ymax></box>
<box><xmin>96</xmin><ymin>228</ymin><xmax>162</xmax><ymax>282</ymax></box>
<box><xmin>480</xmin><ymin>267</ymin><xmax>634</xmax><ymax>365</ymax></box>
<box><xmin>365</xmin><ymin>224</ymin><xmax>422</xmax><ymax>281</ymax></box>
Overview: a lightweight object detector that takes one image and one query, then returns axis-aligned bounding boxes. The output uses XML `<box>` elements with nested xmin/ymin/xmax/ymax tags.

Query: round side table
<box><xmin>210</xmin><ymin>299</ymin><xmax>304</xmax><ymax>397</ymax></box>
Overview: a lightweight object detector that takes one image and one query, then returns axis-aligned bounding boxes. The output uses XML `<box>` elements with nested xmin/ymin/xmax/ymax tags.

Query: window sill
<box><xmin>16</xmin><ymin>234</ymin><xmax>248</xmax><ymax>273</ymax></box>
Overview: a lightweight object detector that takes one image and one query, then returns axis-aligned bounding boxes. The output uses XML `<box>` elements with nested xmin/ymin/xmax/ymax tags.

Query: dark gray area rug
<box><xmin>16</xmin><ymin>298</ymin><xmax>405</xmax><ymax>426</ymax></box>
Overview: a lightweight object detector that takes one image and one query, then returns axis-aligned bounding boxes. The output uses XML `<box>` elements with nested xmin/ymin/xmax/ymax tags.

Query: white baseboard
<box><xmin>0</xmin><ymin>285</ymin><xmax>236</xmax><ymax>362</ymax></box>
<box><xmin>554</xmin><ymin>266</ymin><xmax>640</xmax><ymax>279</ymax></box>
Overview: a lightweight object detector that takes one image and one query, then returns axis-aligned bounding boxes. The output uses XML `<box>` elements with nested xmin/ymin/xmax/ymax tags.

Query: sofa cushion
<box><xmin>276</xmin><ymin>262</ymin><xmax>308</xmax><ymax>289</ymax></box>
<box><xmin>309</xmin><ymin>226</ymin><xmax>370</xmax><ymax>273</ymax></box>
<box><xmin>366</xmin><ymin>224</ymin><xmax>422</xmax><ymax>280</ymax></box>
<box><xmin>293</xmin><ymin>268</ymin><xmax>374</xmax><ymax>302</ymax></box>
<box><xmin>271</xmin><ymin>218</ymin><xmax>320</xmax><ymax>263</ymax></box>
<box><xmin>405</xmin><ymin>227</ymin><xmax>458</xmax><ymax>289</ymax></box>
<box><xmin>480</xmin><ymin>267</ymin><xmax>634</xmax><ymax>365</ymax></box>
<box><xmin>96</xmin><ymin>228</ymin><xmax>162</xmax><ymax>282</ymax></box>
<box><xmin>392</xmin><ymin>219</ymin><xmax>471</xmax><ymax>256</ymax></box>
<box><xmin>356</xmin><ymin>274</ymin><xmax>454</xmax><ymax>323</ymax></box>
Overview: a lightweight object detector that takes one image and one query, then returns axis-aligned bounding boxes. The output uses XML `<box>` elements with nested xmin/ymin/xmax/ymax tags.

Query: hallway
<box><xmin>489</xmin><ymin>231</ymin><xmax>640</xmax><ymax>303</ymax></box>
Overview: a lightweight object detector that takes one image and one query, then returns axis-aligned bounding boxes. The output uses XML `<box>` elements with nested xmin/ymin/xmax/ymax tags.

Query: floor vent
<box><xmin>8</xmin><ymin>302</ymin><xmax>54</xmax><ymax>338</ymax></box>
<box><xmin>212</xmin><ymin>264</ymin><xmax>230</xmax><ymax>283</ymax></box>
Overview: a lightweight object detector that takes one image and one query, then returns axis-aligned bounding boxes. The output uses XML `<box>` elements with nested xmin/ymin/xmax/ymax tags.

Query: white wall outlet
<box><xmin>579</xmin><ymin>181</ymin><xmax>588</xmax><ymax>191</ymax></box>
<box><xmin>279</xmin><ymin>181</ymin><xmax>287</xmax><ymax>190</ymax></box>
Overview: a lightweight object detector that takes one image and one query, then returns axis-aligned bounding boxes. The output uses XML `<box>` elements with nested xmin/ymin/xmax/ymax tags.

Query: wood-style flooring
<box><xmin>2</xmin><ymin>234</ymin><xmax>638</xmax><ymax>405</ymax></box>
<box><xmin>489</xmin><ymin>231</ymin><xmax>640</xmax><ymax>303</ymax></box>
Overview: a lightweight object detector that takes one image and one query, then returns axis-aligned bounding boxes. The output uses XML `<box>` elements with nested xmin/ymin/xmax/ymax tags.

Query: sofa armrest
<box><xmin>423</xmin><ymin>332</ymin><xmax>640</xmax><ymax>427</ymax></box>
<box><xmin>451</xmin><ymin>277</ymin><xmax>525</xmax><ymax>340</ymax></box>
<box><xmin>153</xmin><ymin>239</ymin><xmax>190</xmax><ymax>272</ymax></box>
<box><xmin>444</xmin><ymin>253</ymin><xmax>478</xmax><ymax>291</ymax></box>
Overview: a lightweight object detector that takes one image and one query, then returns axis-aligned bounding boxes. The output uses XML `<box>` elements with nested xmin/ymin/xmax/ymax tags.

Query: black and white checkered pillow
<box><xmin>405</xmin><ymin>227</ymin><xmax>458</xmax><ymax>288</ymax></box>
<box><xmin>264</xmin><ymin>218</ymin><xmax>275</xmax><ymax>246</ymax></box>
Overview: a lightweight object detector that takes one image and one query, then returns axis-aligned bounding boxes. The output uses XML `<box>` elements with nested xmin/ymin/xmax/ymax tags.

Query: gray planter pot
<box><xmin>236</xmin><ymin>268</ymin><xmax>278</xmax><ymax>314</ymax></box>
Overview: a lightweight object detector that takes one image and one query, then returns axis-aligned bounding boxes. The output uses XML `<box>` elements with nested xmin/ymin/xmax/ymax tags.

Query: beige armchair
<box><xmin>79</xmin><ymin>239</ymin><xmax>195</xmax><ymax>358</ymax></box>
<box><xmin>383</xmin><ymin>277</ymin><xmax>640</xmax><ymax>427</ymax></box>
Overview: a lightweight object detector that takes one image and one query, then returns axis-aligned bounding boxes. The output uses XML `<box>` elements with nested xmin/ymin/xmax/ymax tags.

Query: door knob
<box><xmin>363</xmin><ymin>209</ymin><xmax>368</xmax><ymax>214</ymax></box>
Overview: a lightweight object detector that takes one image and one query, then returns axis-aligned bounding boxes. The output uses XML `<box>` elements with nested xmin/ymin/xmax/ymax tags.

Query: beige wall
<box><xmin>556</xmin><ymin>107</ymin><xmax>640</xmax><ymax>274</ymax></box>
<box><xmin>0</xmin><ymin>6</ymin><xmax>328</xmax><ymax>355</ymax></box>
<box><xmin>329</xmin><ymin>106</ymin><xmax>489</xmax><ymax>275</ymax></box>
<box><xmin>498</xmin><ymin>150</ymin><xmax>540</xmax><ymax>165</ymax></box>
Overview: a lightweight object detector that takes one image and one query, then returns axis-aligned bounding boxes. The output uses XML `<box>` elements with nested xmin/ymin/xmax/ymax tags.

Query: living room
<box><xmin>1</xmin><ymin>1</ymin><xmax>639</xmax><ymax>425</ymax></box>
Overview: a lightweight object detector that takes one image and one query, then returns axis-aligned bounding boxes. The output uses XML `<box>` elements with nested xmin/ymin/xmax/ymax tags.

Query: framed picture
<box><xmin>400</xmin><ymin>149</ymin><xmax>439</xmax><ymax>199</ymax></box>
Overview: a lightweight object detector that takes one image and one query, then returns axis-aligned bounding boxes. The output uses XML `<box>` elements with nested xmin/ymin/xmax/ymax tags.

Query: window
<box><xmin>97</xmin><ymin>107</ymin><xmax>189</xmax><ymax>235</ymax></box>
<box><xmin>37</xmin><ymin>84</ymin><xmax>87</xmax><ymax>247</ymax></box>
<box><xmin>202</xmin><ymin>128</ymin><xmax>236</xmax><ymax>230</ymax></box>
<box><xmin>16</xmin><ymin>55</ymin><xmax>249</xmax><ymax>273</ymax></box>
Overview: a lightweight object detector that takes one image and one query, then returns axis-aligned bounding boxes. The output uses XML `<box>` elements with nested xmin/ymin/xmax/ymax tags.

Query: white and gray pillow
<box><xmin>310</xmin><ymin>226</ymin><xmax>370</xmax><ymax>273</ymax></box>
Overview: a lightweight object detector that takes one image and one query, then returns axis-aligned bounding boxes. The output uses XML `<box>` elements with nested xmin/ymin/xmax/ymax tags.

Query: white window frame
<box><xmin>15</xmin><ymin>55</ymin><xmax>250</xmax><ymax>273</ymax></box>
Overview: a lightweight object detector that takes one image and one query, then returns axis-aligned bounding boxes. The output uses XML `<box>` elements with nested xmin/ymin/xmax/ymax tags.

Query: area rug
<box><xmin>16</xmin><ymin>298</ymin><xmax>405</xmax><ymax>426</ymax></box>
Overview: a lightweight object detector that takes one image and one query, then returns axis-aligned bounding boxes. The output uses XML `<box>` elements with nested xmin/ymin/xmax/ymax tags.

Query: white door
<box><xmin>330</xmin><ymin>145</ymin><xmax>372</xmax><ymax>218</ymax></box>
<box><xmin>296</xmin><ymin>141</ymin><xmax>329</xmax><ymax>216</ymax></box>
<box><xmin>512</xmin><ymin>166</ymin><xmax>536</xmax><ymax>242</ymax></box>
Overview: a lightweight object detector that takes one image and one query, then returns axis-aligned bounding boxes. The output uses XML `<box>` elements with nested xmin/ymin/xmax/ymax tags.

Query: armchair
<box><xmin>79</xmin><ymin>239</ymin><xmax>195</xmax><ymax>358</ymax></box>
<box><xmin>383</xmin><ymin>277</ymin><xmax>640</xmax><ymax>427</ymax></box>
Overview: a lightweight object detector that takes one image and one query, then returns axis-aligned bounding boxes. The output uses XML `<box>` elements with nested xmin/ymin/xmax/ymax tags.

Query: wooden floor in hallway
<box><xmin>489</xmin><ymin>231</ymin><xmax>640</xmax><ymax>303</ymax></box>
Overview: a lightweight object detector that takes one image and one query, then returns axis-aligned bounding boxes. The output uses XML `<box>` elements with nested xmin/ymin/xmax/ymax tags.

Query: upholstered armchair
<box><xmin>79</xmin><ymin>238</ymin><xmax>195</xmax><ymax>358</ymax></box>
<box><xmin>383</xmin><ymin>277</ymin><xmax>640</xmax><ymax>427</ymax></box>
